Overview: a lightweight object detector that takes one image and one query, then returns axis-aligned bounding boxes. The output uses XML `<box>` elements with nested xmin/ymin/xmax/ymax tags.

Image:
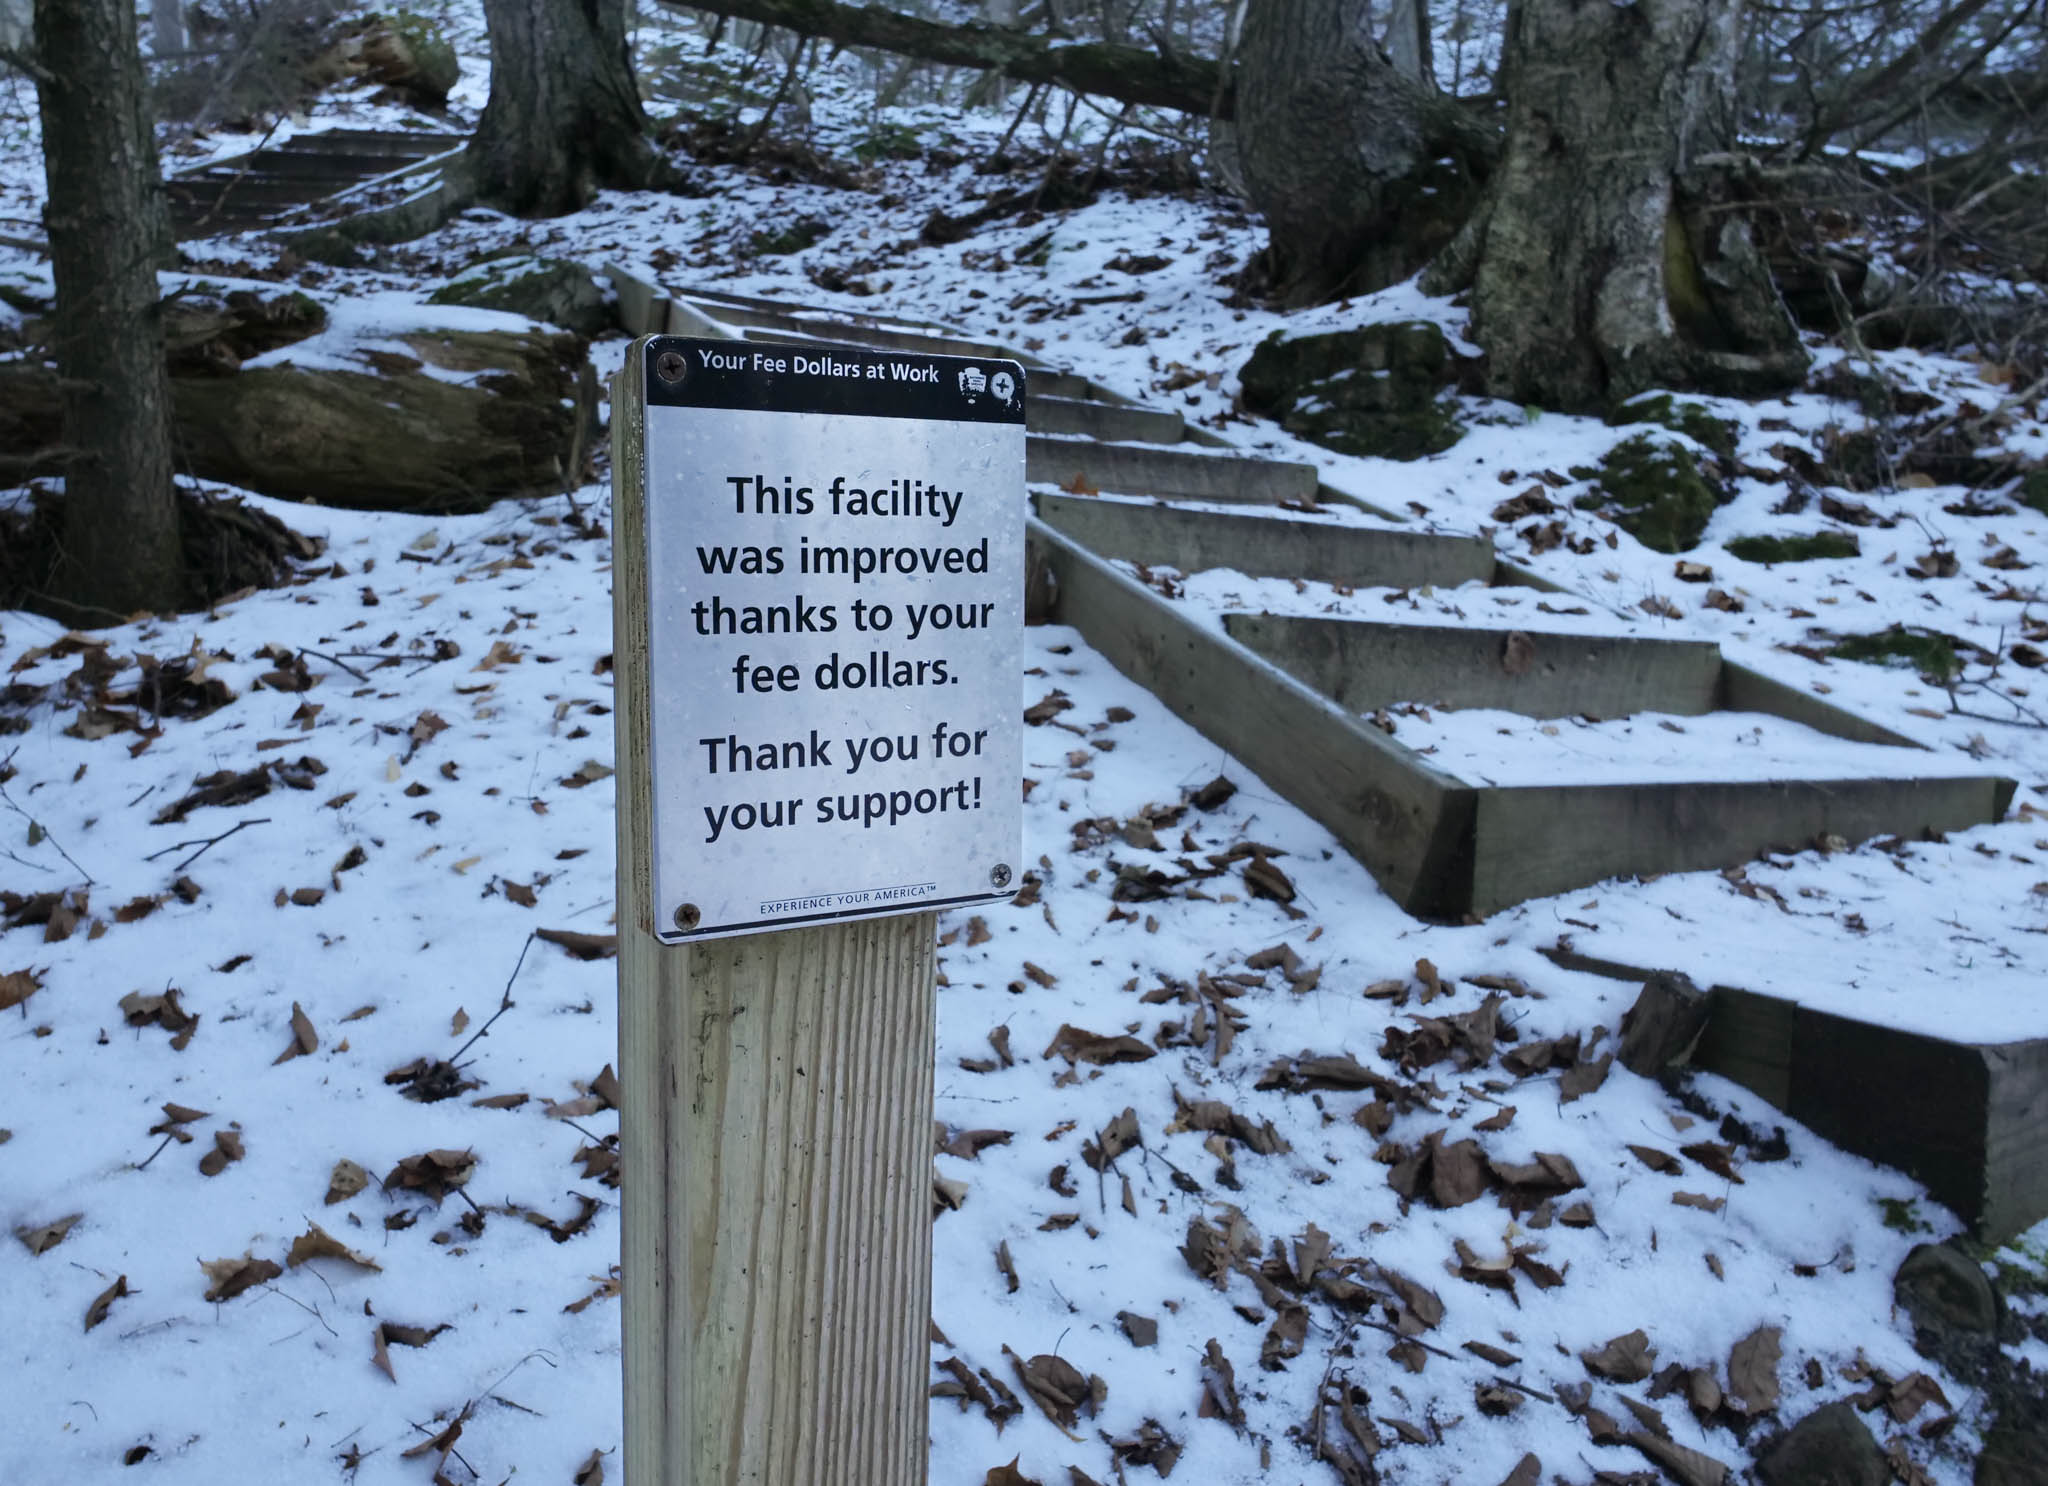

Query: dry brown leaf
<box><xmin>273</xmin><ymin>1001</ymin><xmax>317</xmax><ymax>1063</ymax></box>
<box><xmin>1042</xmin><ymin>1023</ymin><xmax>1155</xmax><ymax>1065</ymax></box>
<box><xmin>1117</xmin><ymin>1311</ymin><xmax>1158</xmax><ymax>1348</ymax></box>
<box><xmin>84</xmin><ymin>1274</ymin><xmax>128</xmax><ymax>1332</ymax></box>
<box><xmin>1679</xmin><ymin>1141</ymin><xmax>1745</xmax><ymax>1183</ymax></box>
<box><xmin>1559</xmin><ymin>1051</ymin><xmax>1612</xmax><ymax>1102</ymax></box>
<box><xmin>198</xmin><ymin>1128</ymin><xmax>244</xmax><ymax>1177</ymax></box>
<box><xmin>985</xmin><ymin>1460</ymin><xmax>1043</xmax><ymax>1486</ymax></box>
<box><xmin>287</xmin><ymin>1222</ymin><xmax>381</xmax><ymax>1271</ymax></box>
<box><xmin>564</xmin><ymin>1267</ymin><xmax>622</xmax><ymax>1314</ymax></box>
<box><xmin>0</xmin><ymin>966</ymin><xmax>43</xmax><ymax>1013</ymax></box>
<box><xmin>382</xmin><ymin>1148</ymin><xmax>477</xmax><ymax>1203</ymax></box>
<box><xmin>1725</xmin><ymin>1324</ymin><xmax>1782</xmax><ymax>1415</ymax></box>
<box><xmin>537</xmin><ymin>927</ymin><xmax>618</xmax><ymax>960</ymax></box>
<box><xmin>16</xmin><ymin>1212</ymin><xmax>83</xmax><ymax>1255</ymax></box>
<box><xmin>325</xmin><ymin>1158</ymin><xmax>370</xmax><ymax>1204</ymax></box>
<box><xmin>573</xmin><ymin>1449</ymin><xmax>607</xmax><ymax>1486</ymax></box>
<box><xmin>1582</xmin><ymin>1328</ymin><xmax>1656</xmax><ymax>1382</ymax></box>
<box><xmin>1885</xmin><ymin>1372</ymin><xmax>1951</xmax><ymax>1423</ymax></box>
<box><xmin>1081</xmin><ymin>1107</ymin><xmax>1141</xmax><ymax>1171</ymax></box>
<box><xmin>941</xmin><ymin>1127</ymin><xmax>1014</xmax><ymax>1160</ymax></box>
<box><xmin>1628</xmin><ymin>1144</ymin><xmax>1684</xmax><ymax>1175</ymax></box>
<box><xmin>200</xmin><ymin>1254</ymin><xmax>283</xmax><ymax>1302</ymax></box>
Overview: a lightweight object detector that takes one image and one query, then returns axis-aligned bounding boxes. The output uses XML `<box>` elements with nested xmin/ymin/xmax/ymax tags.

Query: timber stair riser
<box><xmin>166</xmin><ymin>128</ymin><xmax>458</xmax><ymax>239</ymax></box>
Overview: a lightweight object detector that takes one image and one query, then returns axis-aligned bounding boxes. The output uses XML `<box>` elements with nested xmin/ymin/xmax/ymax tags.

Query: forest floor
<box><xmin>3</xmin><ymin>5</ymin><xmax>2048</xmax><ymax>1485</ymax></box>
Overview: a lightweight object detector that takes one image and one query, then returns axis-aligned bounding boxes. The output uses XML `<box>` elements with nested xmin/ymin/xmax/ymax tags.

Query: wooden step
<box><xmin>1541</xmin><ymin>951</ymin><xmax>2047</xmax><ymax>1244</ymax></box>
<box><xmin>1032</xmin><ymin>520</ymin><xmax>2013</xmax><ymax>922</ymax></box>
<box><xmin>1026</xmin><ymin>516</ymin><xmax>1478</xmax><ymax>913</ymax></box>
<box><xmin>1221</xmin><ymin>612</ymin><xmax>1723</xmax><ymax>720</ymax></box>
<box><xmin>1028</xmin><ymin>435</ymin><xmax>1316</xmax><ymax>503</ymax></box>
<box><xmin>1026</xmin><ymin>395</ymin><xmax>1182</xmax><ymax>443</ymax></box>
<box><xmin>1033</xmin><ymin>492</ymin><xmax>1496</xmax><ymax>588</ymax></box>
<box><xmin>269</xmin><ymin>129</ymin><xmax>461</xmax><ymax>157</ymax></box>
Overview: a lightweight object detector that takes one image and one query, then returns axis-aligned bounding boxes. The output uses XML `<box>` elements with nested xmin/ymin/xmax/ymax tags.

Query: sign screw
<box><xmin>674</xmin><ymin>903</ymin><xmax>701</xmax><ymax>931</ymax></box>
<box><xmin>989</xmin><ymin>864</ymin><xmax>1012</xmax><ymax>889</ymax></box>
<box><xmin>654</xmin><ymin>349</ymin><xmax>688</xmax><ymax>384</ymax></box>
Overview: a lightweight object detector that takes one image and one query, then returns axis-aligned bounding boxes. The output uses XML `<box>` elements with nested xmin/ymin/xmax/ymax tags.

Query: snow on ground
<box><xmin>5</xmin><ymin>4</ymin><xmax>2048</xmax><ymax>1483</ymax></box>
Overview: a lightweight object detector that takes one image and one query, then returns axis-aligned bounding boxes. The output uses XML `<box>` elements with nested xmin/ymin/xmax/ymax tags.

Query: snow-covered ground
<box><xmin>4</xmin><ymin>4</ymin><xmax>2048</xmax><ymax>1483</ymax></box>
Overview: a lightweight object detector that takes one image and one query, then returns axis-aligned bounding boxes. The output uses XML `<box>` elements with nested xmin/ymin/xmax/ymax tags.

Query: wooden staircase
<box><xmin>608</xmin><ymin>265</ymin><xmax>2043</xmax><ymax>1242</ymax></box>
<box><xmin>166</xmin><ymin>128</ymin><xmax>461</xmax><ymax>239</ymax></box>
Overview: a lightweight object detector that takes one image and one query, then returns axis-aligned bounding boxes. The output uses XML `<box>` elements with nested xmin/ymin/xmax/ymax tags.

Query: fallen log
<box><xmin>1</xmin><ymin>287</ymin><xmax>594</xmax><ymax>513</ymax></box>
<box><xmin>654</xmin><ymin>0</ymin><xmax>1232</xmax><ymax>119</ymax></box>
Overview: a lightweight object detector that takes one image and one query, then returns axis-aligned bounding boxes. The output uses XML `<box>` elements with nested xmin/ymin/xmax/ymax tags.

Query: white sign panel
<box><xmin>638</xmin><ymin>336</ymin><xmax>1026</xmax><ymax>942</ymax></box>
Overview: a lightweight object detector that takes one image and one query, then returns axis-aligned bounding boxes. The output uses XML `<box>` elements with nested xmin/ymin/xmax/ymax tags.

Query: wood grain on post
<box><xmin>612</xmin><ymin>363</ymin><xmax>937</xmax><ymax>1486</ymax></box>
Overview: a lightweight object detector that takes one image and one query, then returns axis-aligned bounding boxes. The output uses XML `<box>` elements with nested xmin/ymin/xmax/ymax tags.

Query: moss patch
<box><xmin>1829</xmin><ymin>626</ymin><xmax>1962</xmax><ymax>681</ymax></box>
<box><xmin>429</xmin><ymin>256</ymin><xmax>611</xmax><ymax>337</ymax></box>
<box><xmin>1724</xmin><ymin>531</ymin><xmax>1862</xmax><ymax>563</ymax></box>
<box><xmin>2019</xmin><ymin>470</ymin><xmax>2048</xmax><ymax>518</ymax></box>
<box><xmin>1586</xmin><ymin>433</ymin><xmax>1726</xmax><ymax>553</ymax></box>
<box><xmin>749</xmin><ymin>217</ymin><xmax>832</xmax><ymax>256</ymax></box>
<box><xmin>853</xmin><ymin>123</ymin><xmax>924</xmax><ymax>163</ymax></box>
<box><xmin>1606</xmin><ymin>392</ymin><xmax>1740</xmax><ymax>464</ymax></box>
<box><xmin>1237</xmin><ymin>322</ymin><xmax>1465</xmax><ymax>461</ymax></box>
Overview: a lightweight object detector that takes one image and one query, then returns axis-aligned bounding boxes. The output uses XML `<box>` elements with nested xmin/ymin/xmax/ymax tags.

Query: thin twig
<box><xmin>143</xmin><ymin>817</ymin><xmax>270</xmax><ymax>871</ymax></box>
<box><xmin>299</xmin><ymin>648</ymin><xmax>369</xmax><ymax>682</ymax></box>
<box><xmin>0</xmin><ymin>748</ymin><xmax>96</xmax><ymax>883</ymax></box>
<box><xmin>449</xmin><ymin>931</ymin><xmax>536</xmax><ymax>1065</ymax></box>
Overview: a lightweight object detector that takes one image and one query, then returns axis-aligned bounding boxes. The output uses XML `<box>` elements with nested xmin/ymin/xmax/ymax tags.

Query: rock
<box><xmin>1237</xmin><ymin>322</ymin><xmax>1465</xmax><ymax>461</ymax></box>
<box><xmin>1895</xmin><ymin>1242</ymin><xmax>2001</xmax><ymax>1340</ymax></box>
<box><xmin>1618</xmin><ymin>971</ymin><xmax>1712</xmax><ymax>1077</ymax></box>
<box><xmin>1753</xmin><ymin>1402</ymin><xmax>1887</xmax><ymax>1486</ymax></box>
<box><xmin>429</xmin><ymin>255</ymin><xmax>614</xmax><ymax>338</ymax></box>
<box><xmin>1977</xmin><ymin>1422</ymin><xmax>2048</xmax><ymax>1486</ymax></box>
<box><xmin>1581</xmin><ymin>433</ymin><xmax>1727</xmax><ymax>553</ymax></box>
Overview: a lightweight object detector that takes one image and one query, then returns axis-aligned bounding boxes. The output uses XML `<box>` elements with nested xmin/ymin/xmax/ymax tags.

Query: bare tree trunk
<box><xmin>1460</xmin><ymin>0</ymin><xmax>1806</xmax><ymax>410</ymax></box>
<box><xmin>32</xmin><ymin>0</ymin><xmax>184</xmax><ymax>623</ymax></box>
<box><xmin>470</xmin><ymin>0</ymin><xmax>667</xmax><ymax>217</ymax></box>
<box><xmin>1235</xmin><ymin>0</ymin><xmax>1490</xmax><ymax>306</ymax></box>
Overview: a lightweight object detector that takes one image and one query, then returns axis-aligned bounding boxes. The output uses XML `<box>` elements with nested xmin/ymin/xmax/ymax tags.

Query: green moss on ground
<box><xmin>1588</xmin><ymin>433</ymin><xmax>1725</xmax><ymax>552</ymax></box>
<box><xmin>1724</xmin><ymin>531</ymin><xmax>1862</xmax><ymax>563</ymax></box>
<box><xmin>2019</xmin><ymin>470</ymin><xmax>2048</xmax><ymax>517</ymax></box>
<box><xmin>1828</xmin><ymin>626</ymin><xmax>1962</xmax><ymax>680</ymax></box>
<box><xmin>1606</xmin><ymin>392</ymin><xmax>1740</xmax><ymax>464</ymax></box>
<box><xmin>749</xmin><ymin>217</ymin><xmax>832</xmax><ymax>256</ymax></box>
<box><xmin>1236</xmin><ymin>322</ymin><xmax>1465</xmax><ymax>461</ymax></box>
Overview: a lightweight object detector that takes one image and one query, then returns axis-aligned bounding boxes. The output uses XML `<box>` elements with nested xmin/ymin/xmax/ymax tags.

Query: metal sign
<box><xmin>636</xmin><ymin>336</ymin><xmax>1026</xmax><ymax>942</ymax></box>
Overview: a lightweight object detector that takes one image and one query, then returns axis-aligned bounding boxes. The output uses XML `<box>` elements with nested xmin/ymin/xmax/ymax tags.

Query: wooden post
<box><xmin>612</xmin><ymin>359</ymin><xmax>940</xmax><ymax>1485</ymax></box>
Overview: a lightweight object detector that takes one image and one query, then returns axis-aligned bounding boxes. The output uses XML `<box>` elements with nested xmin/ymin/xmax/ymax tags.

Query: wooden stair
<box><xmin>607</xmin><ymin>264</ymin><xmax>2041</xmax><ymax>1241</ymax></box>
<box><xmin>165</xmin><ymin>128</ymin><xmax>462</xmax><ymax>238</ymax></box>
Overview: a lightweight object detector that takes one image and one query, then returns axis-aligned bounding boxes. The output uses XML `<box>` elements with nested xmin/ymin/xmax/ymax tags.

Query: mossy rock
<box><xmin>373</xmin><ymin>11</ymin><xmax>460</xmax><ymax>106</ymax></box>
<box><xmin>2018</xmin><ymin>470</ymin><xmax>2048</xmax><ymax>517</ymax></box>
<box><xmin>1606</xmin><ymin>392</ymin><xmax>1740</xmax><ymax>464</ymax></box>
<box><xmin>1828</xmin><ymin>626</ymin><xmax>1961</xmax><ymax>681</ymax></box>
<box><xmin>1587</xmin><ymin>433</ymin><xmax>1726</xmax><ymax>553</ymax></box>
<box><xmin>749</xmin><ymin>217</ymin><xmax>832</xmax><ymax>256</ymax></box>
<box><xmin>1724</xmin><ymin>531</ymin><xmax>1861</xmax><ymax>563</ymax></box>
<box><xmin>428</xmin><ymin>256</ymin><xmax>612</xmax><ymax>338</ymax></box>
<box><xmin>1238</xmin><ymin>322</ymin><xmax>1464</xmax><ymax>462</ymax></box>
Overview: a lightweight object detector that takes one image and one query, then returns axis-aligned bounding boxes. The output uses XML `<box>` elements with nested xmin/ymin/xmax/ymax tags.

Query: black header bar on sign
<box><xmin>642</xmin><ymin>335</ymin><xmax>1027</xmax><ymax>425</ymax></box>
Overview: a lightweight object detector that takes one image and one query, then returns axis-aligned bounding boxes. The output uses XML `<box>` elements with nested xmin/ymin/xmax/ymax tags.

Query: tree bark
<box><xmin>469</xmin><ymin>0</ymin><xmax>669</xmax><ymax>217</ymax></box>
<box><xmin>655</xmin><ymin>0</ymin><xmax>1231</xmax><ymax>117</ymax></box>
<box><xmin>1235</xmin><ymin>0</ymin><xmax>1492</xmax><ymax>306</ymax></box>
<box><xmin>1461</xmin><ymin>0</ymin><xmax>1807</xmax><ymax>411</ymax></box>
<box><xmin>32</xmin><ymin>0</ymin><xmax>185</xmax><ymax>624</ymax></box>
